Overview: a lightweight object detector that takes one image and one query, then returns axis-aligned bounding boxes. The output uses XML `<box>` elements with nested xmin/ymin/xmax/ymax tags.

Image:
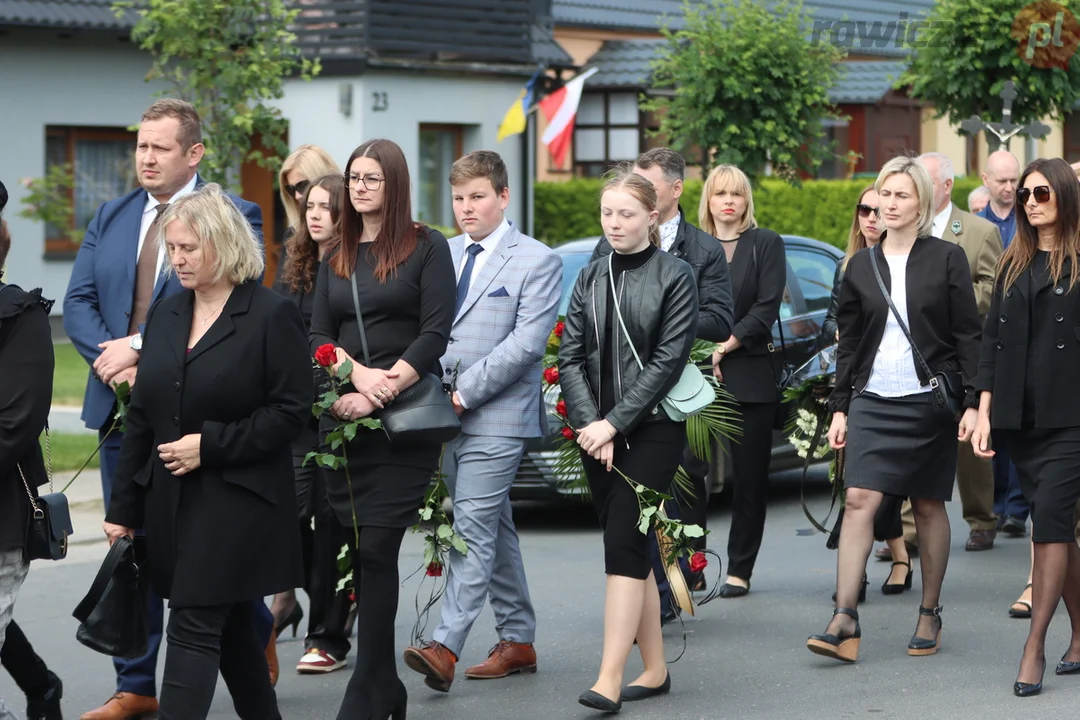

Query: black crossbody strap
<box><xmin>348</xmin><ymin>272</ymin><xmax>373</xmax><ymax>368</ymax></box>
<box><xmin>867</xmin><ymin>245</ymin><xmax>934</xmax><ymax>380</ymax></box>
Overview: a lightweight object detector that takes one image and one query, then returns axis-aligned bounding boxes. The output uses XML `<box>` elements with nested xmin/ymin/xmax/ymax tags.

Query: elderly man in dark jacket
<box><xmin>590</xmin><ymin>148</ymin><xmax>734</xmax><ymax>612</ymax></box>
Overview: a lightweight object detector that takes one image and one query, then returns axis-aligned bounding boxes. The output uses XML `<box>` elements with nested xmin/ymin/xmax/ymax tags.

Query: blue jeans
<box><xmin>992</xmin><ymin>430</ymin><xmax>1029</xmax><ymax>522</ymax></box>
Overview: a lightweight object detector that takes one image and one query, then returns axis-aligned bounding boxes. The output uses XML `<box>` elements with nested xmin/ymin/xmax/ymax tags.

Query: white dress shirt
<box><xmin>931</xmin><ymin>202</ymin><xmax>953</xmax><ymax>239</ymax></box>
<box><xmin>137</xmin><ymin>174</ymin><xmax>199</xmax><ymax>278</ymax></box>
<box><xmin>457</xmin><ymin>218</ymin><xmax>509</xmax><ymax>282</ymax></box>
<box><xmin>659</xmin><ymin>214</ymin><xmax>680</xmax><ymax>253</ymax></box>
<box><xmin>864</xmin><ymin>253</ymin><xmax>931</xmax><ymax>397</ymax></box>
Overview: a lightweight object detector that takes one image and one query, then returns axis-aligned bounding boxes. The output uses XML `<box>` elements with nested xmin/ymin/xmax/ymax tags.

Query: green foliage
<box><xmin>18</xmin><ymin>165</ymin><xmax>81</xmax><ymax>244</ymax></box>
<box><xmin>899</xmin><ymin>0</ymin><xmax>1080</xmax><ymax>141</ymax></box>
<box><xmin>534</xmin><ymin>177</ymin><xmax>987</xmax><ymax>249</ymax></box>
<box><xmin>113</xmin><ymin>0</ymin><xmax>321</xmax><ymax>191</ymax></box>
<box><xmin>643</xmin><ymin>0</ymin><xmax>846</xmax><ymax>184</ymax></box>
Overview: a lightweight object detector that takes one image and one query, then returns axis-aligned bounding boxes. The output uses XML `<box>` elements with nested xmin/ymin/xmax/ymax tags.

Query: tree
<box><xmin>114</xmin><ymin>0</ymin><xmax>320</xmax><ymax>190</ymax></box>
<box><xmin>643</xmin><ymin>0</ymin><xmax>845</xmax><ymax>184</ymax></box>
<box><xmin>899</xmin><ymin>0</ymin><xmax>1080</xmax><ymax>145</ymax></box>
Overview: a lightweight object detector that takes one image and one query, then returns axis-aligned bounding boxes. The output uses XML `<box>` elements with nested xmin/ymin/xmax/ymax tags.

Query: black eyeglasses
<box><xmin>1017</xmin><ymin>185</ymin><xmax>1052</xmax><ymax>204</ymax></box>
<box><xmin>344</xmin><ymin>173</ymin><xmax>386</xmax><ymax>191</ymax></box>
<box><xmin>285</xmin><ymin>179</ymin><xmax>310</xmax><ymax>197</ymax></box>
<box><xmin>856</xmin><ymin>204</ymin><xmax>879</xmax><ymax>218</ymax></box>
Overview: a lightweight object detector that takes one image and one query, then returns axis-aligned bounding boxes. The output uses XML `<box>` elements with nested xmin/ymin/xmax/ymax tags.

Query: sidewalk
<box><xmin>54</xmin><ymin>468</ymin><xmax>107</xmax><ymax>548</ymax></box>
<box><xmin>49</xmin><ymin>405</ymin><xmax>94</xmax><ymax>435</ymax></box>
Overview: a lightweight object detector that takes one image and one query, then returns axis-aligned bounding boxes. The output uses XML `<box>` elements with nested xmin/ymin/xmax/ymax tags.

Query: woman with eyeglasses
<box><xmin>971</xmin><ymin>157</ymin><xmax>1080</xmax><ymax>697</ymax></box>
<box><xmin>309</xmin><ymin>139</ymin><xmax>455</xmax><ymax>720</ymax></box>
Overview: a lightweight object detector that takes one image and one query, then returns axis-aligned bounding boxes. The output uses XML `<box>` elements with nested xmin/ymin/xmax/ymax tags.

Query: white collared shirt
<box><xmin>659</xmin><ymin>214</ymin><xmax>680</xmax><ymax>253</ymax></box>
<box><xmin>457</xmin><ymin>218</ymin><xmax>509</xmax><ymax>282</ymax></box>
<box><xmin>137</xmin><ymin>174</ymin><xmax>199</xmax><ymax>277</ymax></box>
<box><xmin>864</xmin><ymin>253</ymin><xmax>931</xmax><ymax>397</ymax></box>
<box><xmin>931</xmin><ymin>202</ymin><xmax>953</xmax><ymax>239</ymax></box>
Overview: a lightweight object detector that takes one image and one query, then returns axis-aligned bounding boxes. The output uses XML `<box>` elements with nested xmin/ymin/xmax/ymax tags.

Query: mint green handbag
<box><xmin>608</xmin><ymin>255</ymin><xmax>715</xmax><ymax>422</ymax></box>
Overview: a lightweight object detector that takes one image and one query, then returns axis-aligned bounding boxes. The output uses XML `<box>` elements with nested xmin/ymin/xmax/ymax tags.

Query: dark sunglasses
<box><xmin>285</xmin><ymin>179</ymin><xmax>311</xmax><ymax>197</ymax></box>
<box><xmin>856</xmin><ymin>204</ymin><xmax>879</xmax><ymax>218</ymax></box>
<box><xmin>1017</xmin><ymin>185</ymin><xmax>1052</xmax><ymax>204</ymax></box>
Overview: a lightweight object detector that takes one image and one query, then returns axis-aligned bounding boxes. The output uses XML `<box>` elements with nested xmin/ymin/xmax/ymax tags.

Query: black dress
<box><xmin>308</xmin><ymin>229</ymin><xmax>456</xmax><ymax>528</ymax></box>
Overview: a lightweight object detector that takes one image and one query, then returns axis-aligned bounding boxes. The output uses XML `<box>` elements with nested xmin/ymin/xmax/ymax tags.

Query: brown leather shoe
<box><xmin>403</xmin><ymin>641</ymin><xmax>456</xmax><ymax>692</ymax></box>
<box><xmin>965</xmin><ymin>529</ymin><xmax>996</xmax><ymax>551</ymax></box>
<box><xmin>80</xmin><ymin>692</ymin><xmax>159</xmax><ymax>719</ymax></box>
<box><xmin>266</xmin><ymin>629</ymin><xmax>279</xmax><ymax>686</ymax></box>
<box><xmin>465</xmin><ymin>640</ymin><xmax>537</xmax><ymax>680</ymax></box>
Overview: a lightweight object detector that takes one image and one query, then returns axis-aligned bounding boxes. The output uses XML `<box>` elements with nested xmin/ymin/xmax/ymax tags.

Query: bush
<box><xmin>534</xmin><ymin>176</ymin><xmax>987</xmax><ymax>250</ymax></box>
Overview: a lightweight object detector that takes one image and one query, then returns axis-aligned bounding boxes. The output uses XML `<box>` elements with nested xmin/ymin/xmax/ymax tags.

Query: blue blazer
<box><xmin>62</xmin><ymin>178</ymin><xmax>263</xmax><ymax>430</ymax></box>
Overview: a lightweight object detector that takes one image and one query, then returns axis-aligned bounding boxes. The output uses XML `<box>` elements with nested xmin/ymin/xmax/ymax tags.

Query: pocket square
<box><xmin>488</xmin><ymin>287</ymin><xmax>510</xmax><ymax>297</ymax></box>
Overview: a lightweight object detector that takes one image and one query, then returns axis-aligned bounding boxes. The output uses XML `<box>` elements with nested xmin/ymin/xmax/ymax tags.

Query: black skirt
<box><xmin>1005</xmin><ymin>426</ymin><xmax>1080</xmax><ymax>544</ymax></box>
<box><xmin>844</xmin><ymin>392</ymin><xmax>956</xmax><ymax>502</ymax></box>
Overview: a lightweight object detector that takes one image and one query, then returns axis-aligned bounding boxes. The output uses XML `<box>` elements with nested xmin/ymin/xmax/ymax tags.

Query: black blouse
<box><xmin>309</xmin><ymin>229</ymin><xmax>456</xmax><ymax>377</ymax></box>
<box><xmin>1021</xmin><ymin>250</ymin><xmax>1051</xmax><ymax>428</ymax></box>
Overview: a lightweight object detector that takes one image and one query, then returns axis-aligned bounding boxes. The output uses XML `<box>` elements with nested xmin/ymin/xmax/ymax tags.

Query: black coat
<box><xmin>976</xmin><ymin>258</ymin><xmax>1080</xmax><ymax>429</ymax></box>
<box><xmin>0</xmin><ymin>284</ymin><xmax>53</xmax><ymax>551</ymax></box>
<box><xmin>590</xmin><ymin>208</ymin><xmax>734</xmax><ymax>343</ymax></box>
<box><xmin>106</xmin><ymin>280</ymin><xmax>312</xmax><ymax>608</ymax></box>
<box><xmin>830</xmin><ymin>236</ymin><xmax>982</xmax><ymax>414</ymax></box>
<box><xmin>720</xmin><ymin>228</ymin><xmax>787</xmax><ymax>403</ymax></box>
<box><xmin>821</xmin><ymin>262</ymin><xmax>844</xmax><ymax>345</ymax></box>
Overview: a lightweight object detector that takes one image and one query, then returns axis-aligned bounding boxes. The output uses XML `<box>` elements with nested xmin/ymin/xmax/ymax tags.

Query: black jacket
<box><xmin>559</xmin><ymin>249</ymin><xmax>698</xmax><ymax>436</ymax></box>
<box><xmin>106</xmin><ymin>280</ymin><xmax>312</xmax><ymax>607</ymax></box>
<box><xmin>976</xmin><ymin>258</ymin><xmax>1080</xmax><ymax>429</ymax></box>
<box><xmin>829</xmin><ymin>236</ymin><xmax>982</xmax><ymax>414</ymax></box>
<box><xmin>0</xmin><ymin>283</ymin><xmax>53</xmax><ymax>551</ymax></box>
<box><xmin>821</xmin><ymin>262</ymin><xmax>844</xmax><ymax>345</ymax></box>
<box><xmin>591</xmin><ymin>208</ymin><xmax>733</xmax><ymax>343</ymax></box>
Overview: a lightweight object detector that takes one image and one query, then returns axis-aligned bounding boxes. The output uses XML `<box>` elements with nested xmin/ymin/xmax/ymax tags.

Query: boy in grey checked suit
<box><xmin>403</xmin><ymin>151</ymin><xmax>562</xmax><ymax>693</ymax></box>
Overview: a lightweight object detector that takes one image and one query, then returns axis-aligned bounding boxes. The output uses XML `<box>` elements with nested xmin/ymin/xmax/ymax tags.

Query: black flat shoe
<box><xmin>718</xmin><ymin>582</ymin><xmax>749</xmax><ymax>598</ymax></box>
<box><xmin>907</xmin><ymin>605</ymin><xmax>942</xmax><ymax>656</ymax></box>
<box><xmin>807</xmin><ymin>607</ymin><xmax>861</xmax><ymax>663</ymax></box>
<box><xmin>578</xmin><ymin>689</ymin><xmax>621</xmax><ymax>713</ymax></box>
<box><xmin>621</xmin><ymin>673</ymin><xmax>671</xmax><ymax>702</ymax></box>
<box><xmin>882</xmin><ymin>561</ymin><xmax>913</xmax><ymax>595</ymax></box>
<box><xmin>832</xmin><ymin>574</ymin><xmax>868</xmax><ymax>603</ymax></box>
<box><xmin>1015</xmin><ymin>655</ymin><xmax>1046</xmax><ymax>697</ymax></box>
<box><xmin>1056</xmin><ymin>653</ymin><xmax>1080</xmax><ymax>675</ymax></box>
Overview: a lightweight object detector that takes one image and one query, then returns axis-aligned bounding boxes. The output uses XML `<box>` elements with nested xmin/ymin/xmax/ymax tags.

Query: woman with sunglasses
<box><xmin>971</xmin><ymin>157</ymin><xmax>1080</xmax><ymax>697</ymax></box>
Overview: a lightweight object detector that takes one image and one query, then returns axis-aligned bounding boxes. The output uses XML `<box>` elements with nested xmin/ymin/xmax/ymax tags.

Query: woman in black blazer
<box><xmin>271</xmin><ymin>173</ymin><xmax>354</xmax><ymax>673</ymax></box>
<box><xmin>972</xmin><ymin>157</ymin><xmax>1080</xmax><ymax>696</ymax></box>
<box><xmin>701</xmin><ymin>164</ymin><xmax>786</xmax><ymax>598</ymax></box>
<box><xmin>309</xmin><ymin>139</ymin><xmax>455</xmax><ymax>720</ymax></box>
<box><xmin>104</xmin><ymin>184</ymin><xmax>312</xmax><ymax>720</ymax></box>
<box><xmin>807</xmin><ymin>157</ymin><xmax>981</xmax><ymax>664</ymax></box>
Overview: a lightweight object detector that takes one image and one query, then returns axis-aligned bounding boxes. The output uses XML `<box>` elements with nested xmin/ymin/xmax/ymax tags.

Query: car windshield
<box><xmin>557</xmin><ymin>252</ymin><xmax>592</xmax><ymax>316</ymax></box>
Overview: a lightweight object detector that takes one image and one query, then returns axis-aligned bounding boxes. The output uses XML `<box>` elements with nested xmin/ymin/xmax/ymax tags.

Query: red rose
<box><xmin>553</xmin><ymin>320</ymin><xmax>565</xmax><ymax>338</ymax></box>
<box><xmin>543</xmin><ymin>366</ymin><xmax>559</xmax><ymax>385</ymax></box>
<box><xmin>555</xmin><ymin>399</ymin><xmax>567</xmax><ymax>418</ymax></box>
<box><xmin>348</xmin><ymin>591</ymin><xmax>356</xmax><ymax>603</ymax></box>
<box><xmin>426</xmin><ymin>561</ymin><xmax>443</xmax><ymax>577</ymax></box>
<box><xmin>561</xmin><ymin>426</ymin><xmax>575</xmax><ymax>440</ymax></box>
<box><xmin>314</xmin><ymin>343</ymin><xmax>337</xmax><ymax>368</ymax></box>
<box><xmin>689</xmin><ymin>551</ymin><xmax>708</xmax><ymax>573</ymax></box>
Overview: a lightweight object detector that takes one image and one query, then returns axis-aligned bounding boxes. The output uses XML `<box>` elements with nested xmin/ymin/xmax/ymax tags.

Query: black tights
<box><xmin>336</xmin><ymin>525</ymin><xmax>408</xmax><ymax>720</ymax></box>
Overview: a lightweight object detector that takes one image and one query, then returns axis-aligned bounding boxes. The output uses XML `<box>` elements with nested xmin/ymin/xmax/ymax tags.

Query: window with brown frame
<box><xmin>573</xmin><ymin>91</ymin><xmax>646</xmax><ymax>178</ymax></box>
<box><xmin>44</xmin><ymin>126</ymin><xmax>138</xmax><ymax>258</ymax></box>
<box><xmin>1064</xmin><ymin>112</ymin><xmax>1080</xmax><ymax>165</ymax></box>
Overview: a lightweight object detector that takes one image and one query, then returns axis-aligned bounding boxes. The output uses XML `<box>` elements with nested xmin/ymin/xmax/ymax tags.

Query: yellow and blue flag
<box><xmin>497</xmin><ymin>71</ymin><xmax>543</xmax><ymax>143</ymax></box>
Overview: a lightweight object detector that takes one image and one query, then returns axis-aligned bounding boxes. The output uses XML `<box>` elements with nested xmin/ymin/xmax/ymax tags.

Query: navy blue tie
<box><xmin>456</xmin><ymin>243</ymin><xmax>485</xmax><ymax>313</ymax></box>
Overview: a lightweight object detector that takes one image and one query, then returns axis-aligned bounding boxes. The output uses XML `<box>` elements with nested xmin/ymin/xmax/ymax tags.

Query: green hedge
<box><xmin>534</xmin><ymin>177</ymin><xmax>985</xmax><ymax>250</ymax></box>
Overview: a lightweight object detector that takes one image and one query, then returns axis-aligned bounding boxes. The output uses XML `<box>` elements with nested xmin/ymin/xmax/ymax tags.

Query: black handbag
<box><xmin>72</xmin><ymin>535</ymin><xmax>149</xmax><ymax>659</ymax></box>
<box><xmin>20</xmin><ymin>426</ymin><xmax>73</xmax><ymax>561</ymax></box>
<box><xmin>349</xmin><ymin>272</ymin><xmax>461</xmax><ymax>448</ymax></box>
<box><xmin>868</xmin><ymin>245</ymin><xmax>964</xmax><ymax>420</ymax></box>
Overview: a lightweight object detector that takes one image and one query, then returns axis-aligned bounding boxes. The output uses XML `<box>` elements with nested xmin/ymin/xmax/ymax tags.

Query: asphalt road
<box><xmin>2</xmin><ymin>467</ymin><xmax>1076</xmax><ymax>720</ymax></box>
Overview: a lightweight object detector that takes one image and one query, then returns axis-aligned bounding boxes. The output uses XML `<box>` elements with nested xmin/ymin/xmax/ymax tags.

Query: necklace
<box><xmin>197</xmin><ymin>294</ymin><xmax>230</xmax><ymax>326</ymax></box>
<box><xmin>718</xmin><ymin>237</ymin><xmax>740</xmax><ymax>243</ymax></box>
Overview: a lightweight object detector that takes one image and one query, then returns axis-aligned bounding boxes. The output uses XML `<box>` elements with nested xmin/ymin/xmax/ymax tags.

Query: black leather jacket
<box><xmin>558</xmin><ymin>249</ymin><xmax>698</xmax><ymax>436</ymax></box>
<box><xmin>821</xmin><ymin>262</ymin><xmax>844</xmax><ymax>345</ymax></box>
<box><xmin>591</xmin><ymin>208</ymin><xmax>733</xmax><ymax>343</ymax></box>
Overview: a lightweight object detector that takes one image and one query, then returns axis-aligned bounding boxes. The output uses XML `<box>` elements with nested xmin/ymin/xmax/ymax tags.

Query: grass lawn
<box><xmin>45</xmin><ymin>432</ymin><xmax>102</xmax><ymax>472</ymax></box>
<box><xmin>54</xmin><ymin>342</ymin><xmax>89</xmax><ymax>406</ymax></box>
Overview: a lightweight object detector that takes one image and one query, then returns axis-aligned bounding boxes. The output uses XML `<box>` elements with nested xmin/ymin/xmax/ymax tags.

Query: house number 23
<box><xmin>372</xmin><ymin>92</ymin><xmax>389</xmax><ymax>112</ymax></box>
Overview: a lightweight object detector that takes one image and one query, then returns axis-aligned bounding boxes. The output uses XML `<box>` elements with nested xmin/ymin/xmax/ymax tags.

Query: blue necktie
<box><xmin>456</xmin><ymin>243</ymin><xmax>485</xmax><ymax>313</ymax></box>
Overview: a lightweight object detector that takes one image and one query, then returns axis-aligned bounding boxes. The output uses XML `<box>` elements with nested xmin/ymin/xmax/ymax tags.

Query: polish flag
<box><xmin>539</xmin><ymin>68</ymin><xmax>599</xmax><ymax>169</ymax></box>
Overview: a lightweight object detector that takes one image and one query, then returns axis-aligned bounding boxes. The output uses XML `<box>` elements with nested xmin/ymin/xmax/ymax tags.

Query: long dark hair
<box><xmin>842</xmin><ymin>185</ymin><xmax>877</xmax><ymax>270</ymax></box>
<box><xmin>282</xmin><ymin>174</ymin><xmax>343</xmax><ymax>294</ymax></box>
<box><xmin>331</xmin><ymin>139</ymin><xmax>425</xmax><ymax>282</ymax></box>
<box><xmin>1000</xmin><ymin>157</ymin><xmax>1080</xmax><ymax>293</ymax></box>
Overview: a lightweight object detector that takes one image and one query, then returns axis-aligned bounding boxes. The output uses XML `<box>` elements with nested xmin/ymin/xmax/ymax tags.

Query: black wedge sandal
<box><xmin>807</xmin><ymin>608</ymin><xmax>861</xmax><ymax>663</ymax></box>
<box><xmin>907</xmin><ymin>605</ymin><xmax>943</xmax><ymax>656</ymax></box>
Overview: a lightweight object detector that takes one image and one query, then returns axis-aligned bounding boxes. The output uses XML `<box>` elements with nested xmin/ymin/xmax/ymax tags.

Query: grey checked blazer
<box><xmin>441</xmin><ymin>223</ymin><xmax>563</xmax><ymax>438</ymax></box>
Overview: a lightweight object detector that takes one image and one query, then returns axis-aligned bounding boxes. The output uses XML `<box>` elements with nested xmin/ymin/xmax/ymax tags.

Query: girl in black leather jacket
<box><xmin>559</xmin><ymin>167</ymin><xmax>697</xmax><ymax>712</ymax></box>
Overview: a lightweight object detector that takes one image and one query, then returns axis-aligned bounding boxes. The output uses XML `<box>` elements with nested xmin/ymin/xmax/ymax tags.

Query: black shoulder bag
<box><xmin>21</xmin><ymin>425</ymin><xmax>74</xmax><ymax>561</ymax></box>
<box><xmin>72</xmin><ymin>535</ymin><xmax>149</xmax><ymax>659</ymax></box>
<box><xmin>349</xmin><ymin>272</ymin><xmax>461</xmax><ymax>448</ymax></box>
<box><xmin>868</xmin><ymin>245</ymin><xmax>964</xmax><ymax>421</ymax></box>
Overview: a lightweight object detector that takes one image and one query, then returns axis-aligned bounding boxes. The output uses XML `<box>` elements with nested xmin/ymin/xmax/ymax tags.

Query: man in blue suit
<box><xmin>63</xmin><ymin>99</ymin><xmax>272</xmax><ymax>720</ymax></box>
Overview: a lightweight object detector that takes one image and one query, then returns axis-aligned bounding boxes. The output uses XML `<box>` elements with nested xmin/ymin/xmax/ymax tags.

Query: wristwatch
<box><xmin>714</xmin><ymin>344</ymin><xmax>726</xmax><ymax>359</ymax></box>
<box><xmin>129</xmin><ymin>333</ymin><xmax>143</xmax><ymax>353</ymax></box>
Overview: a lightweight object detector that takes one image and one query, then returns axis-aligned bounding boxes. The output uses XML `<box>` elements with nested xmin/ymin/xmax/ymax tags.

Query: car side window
<box><xmin>786</xmin><ymin>248</ymin><xmax>838</xmax><ymax>314</ymax></box>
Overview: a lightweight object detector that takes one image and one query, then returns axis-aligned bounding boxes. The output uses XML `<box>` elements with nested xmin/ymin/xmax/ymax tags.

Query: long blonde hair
<box><xmin>698</xmin><ymin>164</ymin><xmax>757</xmax><ymax>237</ymax></box>
<box><xmin>842</xmin><ymin>185</ymin><xmax>877</xmax><ymax>270</ymax></box>
<box><xmin>600</xmin><ymin>164</ymin><xmax>661</xmax><ymax>248</ymax></box>
<box><xmin>278</xmin><ymin>144</ymin><xmax>340</xmax><ymax>231</ymax></box>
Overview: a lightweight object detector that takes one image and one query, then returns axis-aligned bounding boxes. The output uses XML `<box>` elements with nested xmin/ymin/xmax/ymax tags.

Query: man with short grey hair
<box><xmin>967</xmin><ymin>185</ymin><xmax>990</xmax><ymax>214</ymax></box>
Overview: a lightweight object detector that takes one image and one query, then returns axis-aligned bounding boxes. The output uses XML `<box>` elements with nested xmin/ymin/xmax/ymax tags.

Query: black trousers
<box><xmin>159</xmin><ymin>601</ymin><xmax>279</xmax><ymax>720</ymax></box>
<box><xmin>726</xmin><ymin>401</ymin><xmax>777</xmax><ymax>581</ymax></box>
<box><xmin>0</xmin><ymin>620</ymin><xmax>53</xmax><ymax>698</ymax></box>
<box><xmin>336</xmin><ymin>526</ymin><xmax>408</xmax><ymax>720</ymax></box>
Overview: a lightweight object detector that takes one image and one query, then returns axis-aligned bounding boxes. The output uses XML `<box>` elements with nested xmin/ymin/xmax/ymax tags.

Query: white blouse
<box><xmin>864</xmin><ymin>254</ymin><xmax>931</xmax><ymax>397</ymax></box>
